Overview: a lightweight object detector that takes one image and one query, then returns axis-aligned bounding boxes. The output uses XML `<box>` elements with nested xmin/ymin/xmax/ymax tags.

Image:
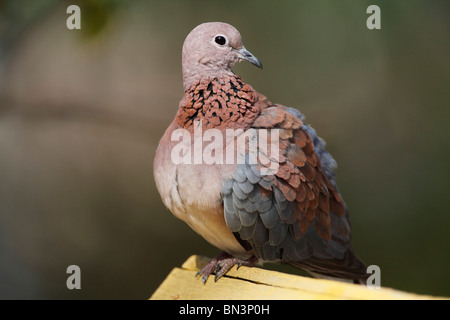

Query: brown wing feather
<box><xmin>252</xmin><ymin>103</ymin><xmax>346</xmax><ymax>242</ymax></box>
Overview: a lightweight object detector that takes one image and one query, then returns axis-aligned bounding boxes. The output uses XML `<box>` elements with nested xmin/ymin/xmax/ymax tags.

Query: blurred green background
<box><xmin>0</xmin><ymin>0</ymin><xmax>449</xmax><ymax>299</ymax></box>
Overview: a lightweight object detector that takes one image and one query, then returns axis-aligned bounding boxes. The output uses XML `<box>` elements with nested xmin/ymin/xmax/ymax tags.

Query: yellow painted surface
<box><xmin>150</xmin><ymin>255</ymin><xmax>447</xmax><ymax>300</ymax></box>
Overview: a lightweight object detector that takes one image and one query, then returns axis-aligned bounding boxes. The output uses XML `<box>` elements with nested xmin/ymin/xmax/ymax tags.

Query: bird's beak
<box><xmin>236</xmin><ymin>46</ymin><xmax>263</xmax><ymax>69</ymax></box>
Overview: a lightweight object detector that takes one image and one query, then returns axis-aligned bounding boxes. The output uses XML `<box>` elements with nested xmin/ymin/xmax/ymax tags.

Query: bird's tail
<box><xmin>288</xmin><ymin>250</ymin><xmax>369</xmax><ymax>284</ymax></box>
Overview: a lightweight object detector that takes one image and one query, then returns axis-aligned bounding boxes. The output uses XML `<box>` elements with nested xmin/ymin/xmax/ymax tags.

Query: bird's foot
<box><xmin>195</xmin><ymin>252</ymin><xmax>258</xmax><ymax>284</ymax></box>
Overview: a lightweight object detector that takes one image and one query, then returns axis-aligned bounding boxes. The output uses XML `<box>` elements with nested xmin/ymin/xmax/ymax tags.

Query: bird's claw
<box><xmin>195</xmin><ymin>252</ymin><xmax>257</xmax><ymax>284</ymax></box>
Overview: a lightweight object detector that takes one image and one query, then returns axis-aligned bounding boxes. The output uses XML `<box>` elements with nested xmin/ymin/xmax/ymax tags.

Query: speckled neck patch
<box><xmin>176</xmin><ymin>76</ymin><xmax>260</xmax><ymax>131</ymax></box>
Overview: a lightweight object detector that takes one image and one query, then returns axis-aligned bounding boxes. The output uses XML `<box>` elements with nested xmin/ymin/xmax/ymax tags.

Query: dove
<box><xmin>154</xmin><ymin>22</ymin><xmax>368</xmax><ymax>283</ymax></box>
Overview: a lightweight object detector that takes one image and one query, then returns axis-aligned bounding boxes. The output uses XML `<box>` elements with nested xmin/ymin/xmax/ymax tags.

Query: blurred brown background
<box><xmin>0</xmin><ymin>0</ymin><xmax>449</xmax><ymax>299</ymax></box>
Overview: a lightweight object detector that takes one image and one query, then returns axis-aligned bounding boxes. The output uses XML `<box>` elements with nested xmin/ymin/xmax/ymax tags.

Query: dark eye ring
<box><xmin>214</xmin><ymin>36</ymin><xmax>226</xmax><ymax>45</ymax></box>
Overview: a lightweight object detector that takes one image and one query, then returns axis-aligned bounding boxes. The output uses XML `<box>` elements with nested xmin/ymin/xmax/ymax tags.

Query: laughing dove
<box><xmin>154</xmin><ymin>22</ymin><xmax>368</xmax><ymax>283</ymax></box>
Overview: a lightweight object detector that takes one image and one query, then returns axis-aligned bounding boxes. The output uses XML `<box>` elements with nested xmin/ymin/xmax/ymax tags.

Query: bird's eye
<box><xmin>214</xmin><ymin>36</ymin><xmax>227</xmax><ymax>46</ymax></box>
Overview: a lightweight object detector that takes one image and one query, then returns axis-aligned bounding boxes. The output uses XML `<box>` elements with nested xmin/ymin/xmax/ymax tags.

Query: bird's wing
<box><xmin>222</xmin><ymin>102</ymin><xmax>367</xmax><ymax>280</ymax></box>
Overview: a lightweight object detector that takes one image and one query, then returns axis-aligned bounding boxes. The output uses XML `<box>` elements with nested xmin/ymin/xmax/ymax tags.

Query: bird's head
<box><xmin>182</xmin><ymin>22</ymin><xmax>262</xmax><ymax>91</ymax></box>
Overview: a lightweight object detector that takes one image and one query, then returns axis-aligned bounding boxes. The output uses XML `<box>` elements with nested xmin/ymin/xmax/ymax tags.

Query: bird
<box><xmin>154</xmin><ymin>22</ymin><xmax>368</xmax><ymax>284</ymax></box>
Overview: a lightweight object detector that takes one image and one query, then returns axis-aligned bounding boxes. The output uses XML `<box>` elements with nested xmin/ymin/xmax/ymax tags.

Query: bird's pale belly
<box><xmin>154</xmin><ymin>135</ymin><xmax>250</xmax><ymax>258</ymax></box>
<box><xmin>171</xmin><ymin>164</ymin><xmax>250</xmax><ymax>258</ymax></box>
